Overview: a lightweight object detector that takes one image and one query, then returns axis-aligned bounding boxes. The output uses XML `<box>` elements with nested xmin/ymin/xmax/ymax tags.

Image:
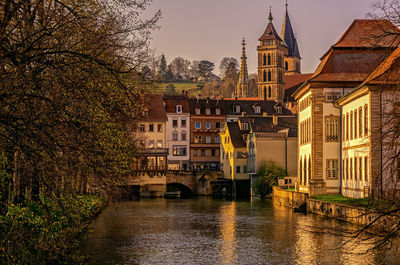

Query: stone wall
<box><xmin>273</xmin><ymin>186</ymin><xmax>308</xmax><ymax>208</ymax></box>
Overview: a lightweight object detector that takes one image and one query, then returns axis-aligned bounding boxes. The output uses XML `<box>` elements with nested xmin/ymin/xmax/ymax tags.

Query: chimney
<box><xmin>273</xmin><ymin>115</ymin><xmax>278</xmax><ymax>126</ymax></box>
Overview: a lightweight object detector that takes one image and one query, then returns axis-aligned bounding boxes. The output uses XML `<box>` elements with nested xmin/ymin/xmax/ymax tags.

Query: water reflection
<box><xmin>218</xmin><ymin>202</ymin><xmax>237</xmax><ymax>264</ymax></box>
<box><xmin>80</xmin><ymin>198</ymin><xmax>400</xmax><ymax>265</ymax></box>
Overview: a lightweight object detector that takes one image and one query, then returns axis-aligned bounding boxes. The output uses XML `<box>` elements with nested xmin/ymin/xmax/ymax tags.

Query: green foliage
<box><xmin>252</xmin><ymin>160</ymin><xmax>287</xmax><ymax>197</ymax></box>
<box><xmin>0</xmin><ymin>195</ymin><xmax>107</xmax><ymax>265</ymax></box>
<box><xmin>0</xmin><ymin>152</ymin><xmax>11</xmax><ymax>215</ymax></box>
<box><xmin>198</xmin><ymin>60</ymin><xmax>215</xmax><ymax>78</ymax></box>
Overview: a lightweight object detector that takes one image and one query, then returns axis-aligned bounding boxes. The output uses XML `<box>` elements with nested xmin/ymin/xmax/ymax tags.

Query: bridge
<box><xmin>166</xmin><ymin>171</ymin><xmax>223</xmax><ymax>196</ymax></box>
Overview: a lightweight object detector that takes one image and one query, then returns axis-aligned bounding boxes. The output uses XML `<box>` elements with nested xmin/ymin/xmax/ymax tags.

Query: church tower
<box><xmin>236</xmin><ymin>38</ymin><xmax>250</xmax><ymax>98</ymax></box>
<box><xmin>257</xmin><ymin>8</ymin><xmax>287</xmax><ymax>102</ymax></box>
<box><xmin>281</xmin><ymin>2</ymin><xmax>301</xmax><ymax>75</ymax></box>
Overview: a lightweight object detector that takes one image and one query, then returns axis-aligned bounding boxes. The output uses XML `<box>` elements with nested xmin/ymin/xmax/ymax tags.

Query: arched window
<box><xmin>303</xmin><ymin>156</ymin><xmax>307</xmax><ymax>184</ymax></box>
<box><xmin>308</xmin><ymin>157</ymin><xmax>311</xmax><ymax>184</ymax></box>
<box><xmin>268</xmin><ymin>70</ymin><xmax>272</xmax><ymax>82</ymax></box>
<box><xmin>263</xmin><ymin>54</ymin><xmax>266</xmax><ymax>65</ymax></box>
<box><xmin>299</xmin><ymin>157</ymin><xmax>303</xmax><ymax>184</ymax></box>
<box><xmin>268</xmin><ymin>54</ymin><xmax>271</xmax><ymax>65</ymax></box>
<box><xmin>285</xmin><ymin>61</ymin><xmax>288</xmax><ymax>71</ymax></box>
<box><xmin>263</xmin><ymin>71</ymin><xmax>267</xmax><ymax>82</ymax></box>
<box><xmin>263</xmin><ymin>86</ymin><xmax>267</xmax><ymax>101</ymax></box>
<box><xmin>268</xmin><ymin>86</ymin><xmax>272</xmax><ymax>98</ymax></box>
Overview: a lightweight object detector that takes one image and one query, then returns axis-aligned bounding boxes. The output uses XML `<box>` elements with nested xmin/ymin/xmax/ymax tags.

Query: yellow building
<box><xmin>132</xmin><ymin>94</ymin><xmax>168</xmax><ymax>197</ymax></box>
<box><xmin>337</xmin><ymin>46</ymin><xmax>400</xmax><ymax>198</ymax></box>
<box><xmin>220</xmin><ymin>121</ymin><xmax>249</xmax><ymax>181</ymax></box>
<box><xmin>293</xmin><ymin>19</ymin><xmax>400</xmax><ymax>197</ymax></box>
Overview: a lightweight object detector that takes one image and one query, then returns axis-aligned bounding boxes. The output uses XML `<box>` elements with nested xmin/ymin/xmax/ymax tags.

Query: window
<box><xmin>176</xmin><ymin>105</ymin><xmax>182</xmax><ymax>113</ymax></box>
<box><xmin>195</xmin><ymin>121</ymin><xmax>201</xmax><ymax>129</ymax></box>
<box><xmin>285</xmin><ymin>61</ymin><xmax>288</xmax><ymax>71</ymax></box>
<box><xmin>157</xmin><ymin>124</ymin><xmax>163</xmax><ymax>132</ymax></box>
<box><xmin>364</xmin><ymin>157</ymin><xmax>368</xmax><ymax>181</ymax></box>
<box><xmin>354</xmin><ymin>157</ymin><xmax>358</xmax><ymax>180</ymax></box>
<box><xmin>264</xmin><ymin>86</ymin><xmax>267</xmax><ymax>101</ymax></box>
<box><xmin>148</xmin><ymin>140</ymin><xmax>154</xmax><ymax>149</ymax></box>
<box><xmin>268</xmin><ymin>54</ymin><xmax>271</xmax><ymax>65</ymax></box>
<box><xmin>234</xmin><ymin>105</ymin><xmax>240</xmax><ymax>113</ymax></box>
<box><xmin>236</xmin><ymin>166</ymin><xmax>241</xmax><ymax>173</ymax></box>
<box><xmin>346</xmin><ymin>113</ymin><xmax>349</xmax><ymax>140</ymax></box>
<box><xmin>173</xmin><ymin>146</ymin><xmax>187</xmax><ymax>156</ymax></box>
<box><xmin>211</xmin><ymin>149</ymin><xmax>216</xmax><ymax>156</ymax></box>
<box><xmin>243</xmin><ymin>165</ymin><xmax>247</xmax><ymax>173</ymax></box>
<box><xmin>181</xmin><ymin>131</ymin><xmax>187</xmax><ymax>141</ymax></box>
<box><xmin>148</xmin><ymin>124</ymin><xmax>154</xmax><ymax>132</ymax></box>
<box><xmin>354</xmin><ymin>109</ymin><xmax>358</xmax><ymax>139</ymax></box>
<box><xmin>181</xmin><ymin>118</ymin><xmax>187</xmax><ymax>128</ymax></box>
<box><xmin>342</xmin><ymin>159</ymin><xmax>345</xmax><ymax>180</ymax></box>
<box><xmin>173</xmin><ymin>119</ymin><xmax>178</xmax><ymax>128</ymax></box>
<box><xmin>241</xmin><ymin>123</ymin><xmax>248</xmax><ymax>130</ymax></box>
<box><xmin>268</xmin><ymin>70</ymin><xmax>272</xmax><ymax>81</ymax></box>
<box><xmin>263</xmin><ymin>71</ymin><xmax>267</xmax><ymax>82</ymax></box>
<box><xmin>157</xmin><ymin>140</ymin><xmax>163</xmax><ymax>148</ymax></box>
<box><xmin>254</xmin><ymin>106</ymin><xmax>261</xmax><ymax>113</ymax></box>
<box><xmin>345</xmin><ymin>158</ymin><xmax>349</xmax><ymax>180</ymax></box>
<box><xmin>350</xmin><ymin>111</ymin><xmax>353</xmax><ymax>140</ymax></box>
<box><xmin>350</xmin><ymin>158</ymin><xmax>353</xmax><ymax>180</ymax></box>
<box><xmin>237</xmin><ymin>151</ymin><xmax>247</xmax><ymax>159</ymax></box>
<box><xmin>196</xmin><ymin>108</ymin><xmax>200</xmax><ymax>114</ymax></box>
<box><xmin>299</xmin><ymin>157</ymin><xmax>303</xmax><ymax>184</ymax></box>
<box><xmin>140</xmin><ymin>140</ymin><xmax>145</xmax><ymax>148</ymax></box>
<box><xmin>325</xmin><ymin>116</ymin><xmax>339</xmax><ymax>141</ymax></box>
<box><xmin>263</xmin><ymin>54</ymin><xmax>267</xmax><ymax>65</ymax></box>
<box><xmin>172</xmin><ymin>131</ymin><xmax>178</xmax><ymax>141</ymax></box>
<box><xmin>216</xmin><ymin>108</ymin><xmax>221</xmax><ymax>115</ymax></box>
<box><xmin>214</xmin><ymin>136</ymin><xmax>220</xmax><ymax>144</ymax></box>
<box><xmin>205</xmin><ymin>136</ymin><xmax>211</xmax><ymax>143</ymax></box>
<box><xmin>206</xmin><ymin>108</ymin><xmax>211</xmax><ymax>115</ymax></box>
<box><xmin>206</xmin><ymin>122</ymin><xmax>211</xmax><ymax>129</ymax></box>
<box><xmin>364</xmin><ymin>105</ymin><xmax>368</xmax><ymax>136</ymax></box>
<box><xmin>359</xmin><ymin>157</ymin><xmax>362</xmax><ymax>182</ymax></box>
<box><xmin>193</xmin><ymin>149</ymin><xmax>198</xmax><ymax>156</ymax></box>
<box><xmin>276</xmin><ymin>106</ymin><xmax>282</xmax><ymax>114</ymax></box>
<box><xmin>342</xmin><ymin>116</ymin><xmax>346</xmax><ymax>141</ymax></box>
<box><xmin>194</xmin><ymin>136</ymin><xmax>202</xmax><ymax>143</ymax></box>
<box><xmin>324</xmin><ymin>92</ymin><xmax>341</xmax><ymax>102</ymax></box>
<box><xmin>140</xmin><ymin>124</ymin><xmax>146</xmax><ymax>132</ymax></box>
<box><xmin>326</xmin><ymin>160</ymin><xmax>338</xmax><ymax>178</ymax></box>
<box><xmin>201</xmin><ymin>149</ymin><xmax>205</xmax><ymax>156</ymax></box>
<box><xmin>359</xmin><ymin>107</ymin><xmax>363</xmax><ymax>137</ymax></box>
<box><xmin>216</xmin><ymin>122</ymin><xmax>221</xmax><ymax>129</ymax></box>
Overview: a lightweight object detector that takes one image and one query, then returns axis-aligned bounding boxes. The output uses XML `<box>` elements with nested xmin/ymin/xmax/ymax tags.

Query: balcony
<box><xmin>139</xmin><ymin>148</ymin><xmax>169</xmax><ymax>156</ymax></box>
<box><xmin>132</xmin><ymin>165</ymin><xmax>167</xmax><ymax>172</ymax></box>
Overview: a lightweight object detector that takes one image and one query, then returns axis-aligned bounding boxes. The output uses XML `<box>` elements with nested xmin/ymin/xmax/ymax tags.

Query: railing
<box><xmin>132</xmin><ymin>166</ymin><xmax>167</xmax><ymax>172</ymax></box>
<box><xmin>139</xmin><ymin>148</ymin><xmax>169</xmax><ymax>155</ymax></box>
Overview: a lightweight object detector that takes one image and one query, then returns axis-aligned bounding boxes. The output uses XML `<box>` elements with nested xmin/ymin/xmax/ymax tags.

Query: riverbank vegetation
<box><xmin>252</xmin><ymin>160</ymin><xmax>287</xmax><ymax>197</ymax></box>
<box><xmin>0</xmin><ymin>0</ymin><xmax>160</xmax><ymax>263</ymax></box>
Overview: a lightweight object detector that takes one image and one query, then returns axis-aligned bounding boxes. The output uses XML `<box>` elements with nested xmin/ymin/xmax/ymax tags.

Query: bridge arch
<box><xmin>166</xmin><ymin>183</ymin><xmax>194</xmax><ymax>197</ymax></box>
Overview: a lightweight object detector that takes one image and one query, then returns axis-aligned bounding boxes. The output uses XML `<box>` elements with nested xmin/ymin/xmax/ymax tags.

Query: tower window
<box><xmin>268</xmin><ymin>70</ymin><xmax>272</xmax><ymax>82</ymax></box>
<box><xmin>263</xmin><ymin>54</ymin><xmax>266</xmax><ymax>66</ymax></box>
<box><xmin>263</xmin><ymin>71</ymin><xmax>267</xmax><ymax>82</ymax></box>
<box><xmin>268</xmin><ymin>86</ymin><xmax>272</xmax><ymax>98</ymax></box>
<box><xmin>285</xmin><ymin>61</ymin><xmax>288</xmax><ymax>71</ymax></box>
<box><xmin>268</xmin><ymin>54</ymin><xmax>271</xmax><ymax>65</ymax></box>
<box><xmin>263</xmin><ymin>86</ymin><xmax>267</xmax><ymax>101</ymax></box>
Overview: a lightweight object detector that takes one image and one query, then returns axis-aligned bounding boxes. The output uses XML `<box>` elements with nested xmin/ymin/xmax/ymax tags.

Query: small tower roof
<box><xmin>259</xmin><ymin>7</ymin><xmax>282</xmax><ymax>42</ymax></box>
<box><xmin>236</xmin><ymin>38</ymin><xmax>250</xmax><ymax>98</ymax></box>
<box><xmin>280</xmin><ymin>2</ymin><xmax>300</xmax><ymax>58</ymax></box>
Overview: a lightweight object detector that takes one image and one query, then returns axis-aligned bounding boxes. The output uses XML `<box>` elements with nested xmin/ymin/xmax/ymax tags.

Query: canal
<box><xmin>80</xmin><ymin>198</ymin><xmax>399</xmax><ymax>264</ymax></box>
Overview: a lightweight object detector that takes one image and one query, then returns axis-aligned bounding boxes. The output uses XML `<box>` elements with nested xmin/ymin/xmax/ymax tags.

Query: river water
<box><xmin>80</xmin><ymin>198</ymin><xmax>399</xmax><ymax>265</ymax></box>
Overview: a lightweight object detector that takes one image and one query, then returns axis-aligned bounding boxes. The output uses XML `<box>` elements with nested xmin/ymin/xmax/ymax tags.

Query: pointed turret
<box><xmin>259</xmin><ymin>6</ymin><xmax>282</xmax><ymax>42</ymax></box>
<box><xmin>236</xmin><ymin>38</ymin><xmax>250</xmax><ymax>98</ymax></box>
<box><xmin>281</xmin><ymin>2</ymin><xmax>300</xmax><ymax>58</ymax></box>
<box><xmin>280</xmin><ymin>1</ymin><xmax>302</xmax><ymax>75</ymax></box>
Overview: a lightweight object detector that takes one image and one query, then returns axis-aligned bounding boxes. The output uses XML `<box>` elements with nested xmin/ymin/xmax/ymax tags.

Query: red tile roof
<box><xmin>143</xmin><ymin>94</ymin><xmax>167</xmax><ymax>122</ymax></box>
<box><xmin>163</xmin><ymin>95</ymin><xmax>190</xmax><ymax>113</ymax></box>
<box><xmin>284</xmin><ymin>74</ymin><xmax>313</xmax><ymax>90</ymax></box>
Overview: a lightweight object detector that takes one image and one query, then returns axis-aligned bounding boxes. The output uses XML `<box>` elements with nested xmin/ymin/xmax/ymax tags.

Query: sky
<box><xmin>145</xmin><ymin>0</ymin><xmax>379</xmax><ymax>75</ymax></box>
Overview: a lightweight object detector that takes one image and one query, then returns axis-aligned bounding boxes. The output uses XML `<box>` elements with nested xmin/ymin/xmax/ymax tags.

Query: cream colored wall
<box><xmin>137</xmin><ymin>121</ymin><xmax>166</xmax><ymax>147</ymax></box>
<box><xmin>341</xmin><ymin>93</ymin><xmax>370</xmax><ymax>198</ymax></box>
<box><xmin>255</xmin><ymin>137</ymin><xmax>298</xmax><ymax>177</ymax></box>
<box><xmin>322</xmin><ymin>99</ymin><xmax>341</xmax><ymax>190</ymax></box>
<box><xmin>298</xmin><ymin>90</ymin><xmax>312</xmax><ymax>192</ymax></box>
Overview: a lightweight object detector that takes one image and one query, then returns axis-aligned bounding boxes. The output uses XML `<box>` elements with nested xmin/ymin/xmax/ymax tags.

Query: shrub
<box><xmin>252</xmin><ymin>160</ymin><xmax>287</xmax><ymax>197</ymax></box>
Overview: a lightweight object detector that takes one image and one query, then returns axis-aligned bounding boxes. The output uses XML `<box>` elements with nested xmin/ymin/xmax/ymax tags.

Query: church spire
<box><xmin>280</xmin><ymin>1</ymin><xmax>300</xmax><ymax>58</ymax></box>
<box><xmin>259</xmin><ymin>6</ymin><xmax>282</xmax><ymax>42</ymax></box>
<box><xmin>236</xmin><ymin>38</ymin><xmax>249</xmax><ymax>98</ymax></box>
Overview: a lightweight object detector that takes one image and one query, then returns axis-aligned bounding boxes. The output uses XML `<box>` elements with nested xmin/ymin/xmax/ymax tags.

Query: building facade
<box><xmin>164</xmin><ymin>95</ymin><xmax>191</xmax><ymax>171</ymax></box>
<box><xmin>189</xmin><ymin>98</ymin><xmax>226</xmax><ymax>170</ymax></box>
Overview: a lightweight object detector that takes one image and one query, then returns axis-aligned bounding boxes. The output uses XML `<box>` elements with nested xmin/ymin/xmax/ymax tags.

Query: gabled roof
<box><xmin>281</xmin><ymin>7</ymin><xmax>300</xmax><ymax>58</ymax></box>
<box><xmin>284</xmin><ymin>73</ymin><xmax>313</xmax><ymax>102</ymax></box>
<box><xmin>143</xmin><ymin>94</ymin><xmax>167</xmax><ymax>122</ymax></box>
<box><xmin>224</xmin><ymin>99</ymin><xmax>293</xmax><ymax>116</ymax></box>
<box><xmin>227</xmin><ymin>122</ymin><xmax>248</xmax><ymax>148</ymax></box>
<box><xmin>163</xmin><ymin>95</ymin><xmax>190</xmax><ymax>113</ymax></box>
<box><xmin>189</xmin><ymin>98</ymin><xmax>225</xmax><ymax>115</ymax></box>
<box><xmin>240</xmin><ymin>116</ymin><xmax>297</xmax><ymax>138</ymax></box>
